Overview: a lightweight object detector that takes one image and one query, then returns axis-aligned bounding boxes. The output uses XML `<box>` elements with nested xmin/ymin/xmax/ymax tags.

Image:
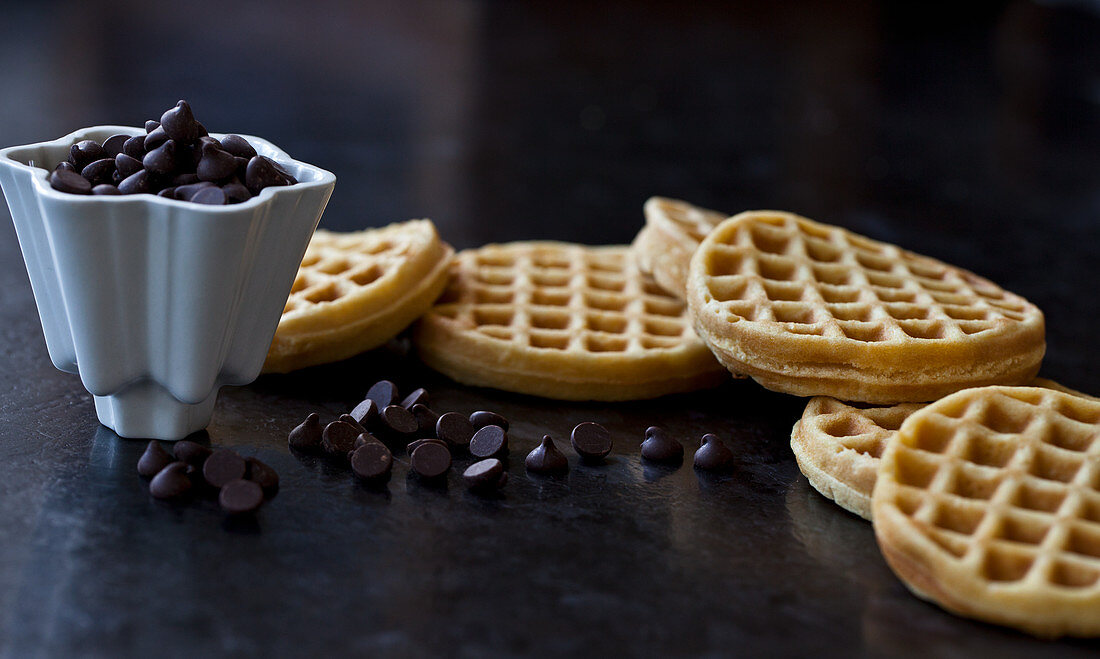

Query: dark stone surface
<box><xmin>2</xmin><ymin>1</ymin><xmax>1100</xmax><ymax>656</ymax></box>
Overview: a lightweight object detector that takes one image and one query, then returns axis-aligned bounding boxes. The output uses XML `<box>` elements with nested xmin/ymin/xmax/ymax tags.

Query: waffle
<box><xmin>791</xmin><ymin>378</ymin><xmax>1092</xmax><ymax>521</ymax></box>
<box><xmin>687</xmin><ymin>211</ymin><xmax>1046</xmax><ymax>403</ymax></box>
<box><xmin>631</xmin><ymin>197</ymin><xmax>728</xmax><ymax>298</ymax></box>
<box><xmin>873</xmin><ymin>386</ymin><xmax>1100</xmax><ymax>637</ymax></box>
<box><xmin>263</xmin><ymin>220</ymin><xmax>454</xmax><ymax>373</ymax></box>
<box><xmin>412</xmin><ymin>242</ymin><xmax>727</xmax><ymax>400</ymax></box>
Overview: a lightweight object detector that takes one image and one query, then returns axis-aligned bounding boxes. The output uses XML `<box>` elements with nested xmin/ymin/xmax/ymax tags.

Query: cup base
<box><xmin>94</xmin><ymin>382</ymin><xmax>218</xmax><ymax>440</ymax></box>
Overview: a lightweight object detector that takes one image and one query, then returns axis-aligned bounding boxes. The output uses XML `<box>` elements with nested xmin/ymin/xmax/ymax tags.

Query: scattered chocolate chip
<box><xmin>160</xmin><ymin>100</ymin><xmax>204</xmax><ymax>143</ymax></box>
<box><xmin>117</xmin><ymin>169</ymin><xmax>152</xmax><ymax>195</ymax></box>
<box><xmin>350</xmin><ymin>442</ymin><xmax>392</xmax><ymax>483</ymax></box>
<box><xmin>400</xmin><ymin>388</ymin><xmax>429</xmax><ymax>409</ymax></box>
<box><xmin>407</xmin><ymin>438</ymin><xmax>448</xmax><ymax>454</ymax></box>
<box><xmin>220</xmin><ymin>134</ymin><xmax>257</xmax><ymax>159</ymax></box>
<box><xmin>142</xmin><ymin>139</ymin><xmax>180</xmax><ymax>176</ymax></box>
<box><xmin>245</xmin><ymin>155</ymin><xmax>291</xmax><ymax>195</ymax></box>
<box><xmin>143</xmin><ymin>125</ymin><xmax>168</xmax><ymax>151</ymax></box>
<box><xmin>219</xmin><ymin>479</ymin><xmax>264</xmax><ymax>514</ymax></box>
<box><xmin>122</xmin><ymin>134</ymin><xmax>147</xmax><ymax>159</ymax></box>
<box><xmin>469</xmin><ymin>410</ymin><xmax>509</xmax><ymax>431</ymax></box>
<box><xmin>47</xmin><ymin>169</ymin><xmax>91</xmax><ymax>194</ymax></box>
<box><xmin>464</xmin><ymin>458</ymin><xmax>507</xmax><ymax>493</ymax></box>
<box><xmin>365</xmin><ymin>380</ymin><xmax>399</xmax><ymax>409</ymax></box>
<box><xmin>80</xmin><ymin>158</ymin><xmax>116</xmax><ymax>186</ymax></box>
<box><xmin>435</xmin><ymin>412</ymin><xmax>475</xmax><ymax>448</ymax></box>
<box><xmin>411</xmin><ymin>404</ymin><xmax>440</xmax><ymax>436</ymax></box>
<box><xmin>221</xmin><ymin>180</ymin><xmax>251</xmax><ymax>203</ymax></box>
<box><xmin>137</xmin><ymin>440</ymin><xmax>174</xmax><ymax>477</ymax></box>
<box><xmin>470</xmin><ymin>424</ymin><xmax>508</xmax><ymax>459</ymax></box>
<box><xmin>69</xmin><ymin>140</ymin><xmax>105</xmax><ymax>169</ymax></box>
<box><xmin>353</xmin><ymin>432</ymin><xmax>382</xmax><ymax>450</ymax></box>
<box><xmin>114</xmin><ymin>153</ymin><xmax>144</xmax><ymax>179</ymax></box>
<box><xmin>191</xmin><ymin>186</ymin><xmax>227</xmax><ymax>205</ymax></box>
<box><xmin>245</xmin><ymin>457</ymin><xmax>279</xmax><ymax>496</ymax></box>
<box><xmin>145</xmin><ymin>120</ymin><xmax>160</xmax><ymax>133</ymax></box>
<box><xmin>174</xmin><ymin>440</ymin><xmax>212</xmax><ymax>466</ymax></box>
<box><xmin>288</xmin><ymin>412</ymin><xmax>323</xmax><ymax>451</ymax></box>
<box><xmin>349</xmin><ymin>398</ymin><xmax>377</xmax><ymax>427</ymax></box>
<box><xmin>693</xmin><ymin>434</ymin><xmax>733</xmax><ymax>472</ymax></box>
<box><xmin>54</xmin><ymin>161</ymin><xmax>76</xmax><ymax>173</ymax></box>
<box><xmin>101</xmin><ymin>134</ymin><xmax>129</xmax><ymax>158</ymax></box>
<box><xmin>92</xmin><ymin>184</ymin><xmax>121</xmax><ymax>195</ymax></box>
<box><xmin>411</xmin><ymin>441</ymin><xmax>451</xmax><ymax>479</ymax></box>
<box><xmin>525</xmin><ymin>435</ymin><xmax>569</xmax><ymax>474</ymax></box>
<box><xmin>322</xmin><ymin>420</ymin><xmax>360</xmax><ymax>456</ymax></box>
<box><xmin>339</xmin><ymin>413</ymin><xmax>367</xmax><ymax>434</ymax></box>
<box><xmin>196</xmin><ymin>143</ymin><xmax>238</xmax><ymax>182</ymax></box>
<box><xmin>641</xmin><ymin>426</ymin><xmax>684</xmax><ymax>462</ymax></box>
<box><xmin>379</xmin><ymin>405</ymin><xmax>418</xmax><ymax>438</ymax></box>
<box><xmin>571</xmin><ymin>422</ymin><xmax>612</xmax><ymax>462</ymax></box>
<box><xmin>149</xmin><ymin>462</ymin><xmax>193</xmax><ymax>499</ymax></box>
<box><xmin>203</xmin><ymin>448</ymin><xmax>247</xmax><ymax>489</ymax></box>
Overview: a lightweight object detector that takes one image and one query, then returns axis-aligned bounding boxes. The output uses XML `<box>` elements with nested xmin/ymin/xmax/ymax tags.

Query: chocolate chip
<box><xmin>54</xmin><ymin>161</ymin><xmax>76</xmax><ymax>173</ymax></box>
<box><xmin>81</xmin><ymin>158</ymin><xmax>116</xmax><ymax>186</ymax></box>
<box><xmin>322</xmin><ymin>420</ymin><xmax>360</xmax><ymax>456</ymax></box>
<box><xmin>245</xmin><ymin>155</ymin><xmax>291</xmax><ymax>195</ymax></box>
<box><xmin>47</xmin><ymin>169</ymin><xmax>91</xmax><ymax>194</ymax></box>
<box><xmin>571</xmin><ymin>422</ymin><xmax>612</xmax><ymax>462</ymax></box>
<box><xmin>117</xmin><ymin>170</ymin><xmax>152</xmax><ymax>195</ymax></box>
<box><xmin>525</xmin><ymin>435</ymin><xmax>569</xmax><ymax>474</ymax></box>
<box><xmin>339</xmin><ymin>413</ymin><xmax>367</xmax><ymax>434</ymax></box>
<box><xmin>288</xmin><ymin>413</ymin><xmax>323</xmax><ymax>451</ymax></box>
<box><xmin>160</xmin><ymin>100</ymin><xmax>204</xmax><ymax>143</ymax></box>
<box><xmin>157</xmin><ymin>187</ymin><xmax>176</xmax><ymax>198</ymax></box>
<box><xmin>143</xmin><ymin>139</ymin><xmax>180</xmax><ymax>176</ymax></box>
<box><xmin>353</xmin><ymin>432</ymin><xmax>382</xmax><ymax>450</ymax></box>
<box><xmin>400</xmin><ymin>388</ymin><xmax>429</xmax><ymax>409</ymax></box>
<box><xmin>150</xmin><ymin>462</ymin><xmax>193</xmax><ymax>499</ymax></box>
<box><xmin>196</xmin><ymin>143</ymin><xmax>238</xmax><ymax>182</ymax></box>
<box><xmin>411</xmin><ymin>404</ymin><xmax>439</xmax><ymax>436</ymax></box>
<box><xmin>234</xmin><ymin>156</ymin><xmax>249</xmax><ymax>180</ymax></box>
<box><xmin>101</xmin><ymin>134</ymin><xmax>129</xmax><ymax>158</ymax></box>
<box><xmin>245</xmin><ymin>457</ymin><xmax>279</xmax><ymax>496</ymax></box>
<box><xmin>470</xmin><ymin>410</ymin><xmax>509</xmax><ymax>431</ymax></box>
<box><xmin>174</xmin><ymin>440</ymin><xmax>212</xmax><ymax>466</ymax></box>
<box><xmin>350</xmin><ymin>442</ymin><xmax>392</xmax><ymax>483</ymax></box>
<box><xmin>379</xmin><ymin>405</ymin><xmax>417</xmax><ymax>437</ymax></box>
<box><xmin>145</xmin><ymin>120</ymin><xmax>160</xmax><ymax>133</ymax></box>
<box><xmin>365</xmin><ymin>380</ymin><xmax>399</xmax><ymax>409</ymax></box>
<box><xmin>221</xmin><ymin>134</ymin><xmax>257</xmax><ymax>159</ymax></box>
<box><xmin>143</xmin><ymin>125</ymin><xmax>168</xmax><ymax>151</ymax></box>
<box><xmin>69</xmin><ymin>140</ymin><xmax>105</xmax><ymax>169</ymax></box>
<box><xmin>221</xmin><ymin>181</ymin><xmax>251</xmax><ymax>203</ymax></box>
<box><xmin>404</xmin><ymin>437</ymin><xmax>444</xmax><ymax>453</ymax></box>
<box><xmin>137</xmin><ymin>440</ymin><xmax>174</xmax><ymax>477</ymax></box>
<box><xmin>349</xmin><ymin>398</ymin><xmax>378</xmax><ymax>427</ymax></box>
<box><xmin>411</xmin><ymin>441</ymin><xmax>451</xmax><ymax>479</ymax></box>
<box><xmin>219</xmin><ymin>479</ymin><xmax>264</xmax><ymax>514</ymax></box>
<box><xmin>114</xmin><ymin>153</ymin><xmax>143</xmax><ymax>179</ymax></box>
<box><xmin>191</xmin><ymin>186</ymin><xmax>227</xmax><ymax>205</ymax></box>
<box><xmin>122</xmin><ymin>134</ymin><xmax>147</xmax><ymax>159</ymax></box>
<box><xmin>203</xmin><ymin>448</ymin><xmax>247</xmax><ymax>488</ymax></box>
<box><xmin>469</xmin><ymin>425</ymin><xmax>508</xmax><ymax>459</ymax></box>
<box><xmin>92</xmin><ymin>184</ymin><xmax>121</xmax><ymax>195</ymax></box>
<box><xmin>464</xmin><ymin>458</ymin><xmax>507</xmax><ymax>493</ymax></box>
<box><xmin>641</xmin><ymin>426</ymin><xmax>684</xmax><ymax>463</ymax></box>
<box><xmin>693</xmin><ymin>434</ymin><xmax>733</xmax><ymax>472</ymax></box>
<box><xmin>174</xmin><ymin>181</ymin><xmax>215</xmax><ymax>201</ymax></box>
<box><xmin>435</xmin><ymin>411</ymin><xmax>475</xmax><ymax>448</ymax></box>
<box><xmin>172</xmin><ymin>172</ymin><xmax>201</xmax><ymax>186</ymax></box>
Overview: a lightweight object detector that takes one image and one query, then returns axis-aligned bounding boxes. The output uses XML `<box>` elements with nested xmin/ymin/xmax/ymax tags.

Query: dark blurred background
<box><xmin>1</xmin><ymin>0</ymin><xmax>1098</xmax><ymax>387</ymax></box>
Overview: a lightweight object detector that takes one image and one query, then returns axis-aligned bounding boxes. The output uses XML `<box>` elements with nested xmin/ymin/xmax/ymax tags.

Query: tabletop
<box><xmin>2</xmin><ymin>1</ymin><xmax>1100</xmax><ymax>656</ymax></box>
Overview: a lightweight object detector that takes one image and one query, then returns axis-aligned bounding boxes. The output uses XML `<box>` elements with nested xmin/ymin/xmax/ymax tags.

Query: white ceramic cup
<box><xmin>0</xmin><ymin>126</ymin><xmax>335</xmax><ymax>440</ymax></box>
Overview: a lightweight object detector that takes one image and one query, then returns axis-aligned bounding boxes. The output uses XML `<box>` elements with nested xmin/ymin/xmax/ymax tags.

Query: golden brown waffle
<box><xmin>687</xmin><ymin>211</ymin><xmax>1046</xmax><ymax>403</ymax></box>
<box><xmin>792</xmin><ymin>379</ymin><xmax>1092</xmax><ymax>521</ymax></box>
<box><xmin>631</xmin><ymin>197</ymin><xmax>728</xmax><ymax>298</ymax></box>
<box><xmin>873</xmin><ymin>386</ymin><xmax>1100</xmax><ymax>638</ymax></box>
<box><xmin>263</xmin><ymin>220</ymin><xmax>453</xmax><ymax>373</ymax></box>
<box><xmin>413</xmin><ymin>242</ymin><xmax>727</xmax><ymax>400</ymax></box>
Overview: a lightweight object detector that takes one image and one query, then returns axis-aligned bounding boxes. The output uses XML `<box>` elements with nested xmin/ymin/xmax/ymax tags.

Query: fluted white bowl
<box><xmin>0</xmin><ymin>126</ymin><xmax>335</xmax><ymax>439</ymax></box>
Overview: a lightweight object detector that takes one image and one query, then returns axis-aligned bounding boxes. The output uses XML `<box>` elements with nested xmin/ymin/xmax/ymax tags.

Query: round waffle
<box><xmin>413</xmin><ymin>242</ymin><xmax>727</xmax><ymax>400</ymax></box>
<box><xmin>631</xmin><ymin>196</ymin><xmax>728</xmax><ymax>298</ymax></box>
<box><xmin>263</xmin><ymin>220</ymin><xmax>454</xmax><ymax>373</ymax></box>
<box><xmin>873</xmin><ymin>386</ymin><xmax>1100</xmax><ymax>638</ymax></box>
<box><xmin>687</xmin><ymin>211</ymin><xmax>1046</xmax><ymax>403</ymax></box>
<box><xmin>791</xmin><ymin>379</ymin><xmax>1092</xmax><ymax>521</ymax></box>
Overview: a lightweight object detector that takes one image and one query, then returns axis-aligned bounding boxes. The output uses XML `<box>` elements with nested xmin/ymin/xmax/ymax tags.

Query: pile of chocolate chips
<box><xmin>137</xmin><ymin>440</ymin><xmax>279</xmax><ymax>514</ymax></box>
<box><xmin>47</xmin><ymin>100</ymin><xmax>297</xmax><ymax>204</ymax></box>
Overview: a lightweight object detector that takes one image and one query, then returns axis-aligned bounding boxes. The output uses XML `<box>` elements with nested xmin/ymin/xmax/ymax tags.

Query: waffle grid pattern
<box><xmin>884</xmin><ymin>388</ymin><xmax>1100</xmax><ymax>591</ymax></box>
<box><xmin>803</xmin><ymin>397</ymin><xmax>920</xmax><ymax>462</ymax></box>
<box><xmin>699</xmin><ymin>213</ymin><xmax>1036</xmax><ymax>344</ymax></box>
<box><xmin>646</xmin><ymin>196</ymin><xmax>727</xmax><ymax>244</ymax></box>
<box><xmin>433</xmin><ymin>244</ymin><xmax>694</xmax><ymax>354</ymax></box>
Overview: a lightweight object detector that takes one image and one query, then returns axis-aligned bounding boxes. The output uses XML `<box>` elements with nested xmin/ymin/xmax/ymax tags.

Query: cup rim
<box><xmin>0</xmin><ymin>124</ymin><xmax>336</xmax><ymax>212</ymax></box>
